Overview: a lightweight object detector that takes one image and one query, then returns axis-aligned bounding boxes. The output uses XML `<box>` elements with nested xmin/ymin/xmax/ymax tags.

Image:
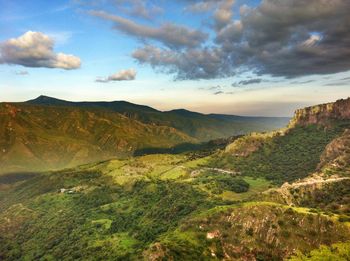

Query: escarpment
<box><xmin>289</xmin><ymin>98</ymin><xmax>350</xmax><ymax>127</ymax></box>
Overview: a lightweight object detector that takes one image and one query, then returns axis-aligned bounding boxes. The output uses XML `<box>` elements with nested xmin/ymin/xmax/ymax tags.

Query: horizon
<box><xmin>5</xmin><ymin>94</ymin><xmax>348</xmax><ymax>118</ymax></box>
<box><xmin>1</xmin><ymin>0</ymin><xmax>350</xmax><ymax>117</ymax></box>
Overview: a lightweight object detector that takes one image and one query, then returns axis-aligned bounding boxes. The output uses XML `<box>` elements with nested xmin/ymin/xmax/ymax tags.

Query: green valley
<box><xmin>0</xmin><ymin>97</ymin><xmax>350</xmax><ymax>260</ymax></box>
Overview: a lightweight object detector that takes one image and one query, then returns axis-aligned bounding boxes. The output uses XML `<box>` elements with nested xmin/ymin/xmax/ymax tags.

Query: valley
<box><xmin>0</xmin><ymin>97</ymin><xmax>349</xmax><ymax>260</ymax></box>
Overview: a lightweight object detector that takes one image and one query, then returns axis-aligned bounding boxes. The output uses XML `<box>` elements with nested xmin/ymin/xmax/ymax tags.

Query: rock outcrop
<box><xmin>318</xmin><ymin>129</ymin><xmax>350</xmax><ymax>168</ymax></box>
<box><xmin>289</xmin><ymin>98</ymin><xmax>350</xmax><ymax>127</ymax></box>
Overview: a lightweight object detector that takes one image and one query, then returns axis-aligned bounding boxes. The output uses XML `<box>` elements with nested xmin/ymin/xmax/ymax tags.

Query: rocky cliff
<box><xmin>289</xmin><ymin>98</ymin><xmax>350</xmax><ymax>127</ymax></box>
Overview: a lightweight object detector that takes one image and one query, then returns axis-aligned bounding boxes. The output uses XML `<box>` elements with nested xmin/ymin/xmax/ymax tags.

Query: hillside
<box><xmin>0</xmin><ymin>96</ymin><xmax>289</xmax><ymax>174</ymax></box>
<box><xmin>216</xmin><ymin>98</ymin><xmax>350</xmax><ymax>185</ymax></box>
<box><xmin>0</xmin><ymin>103</ymin><xmax>195</xmax><ymax>174</ymax></box>
<box><xmin>0</xmin><ymin>97</ymin><xmax>349</xmax><ymax>260</ymax></box>
<box><xmin>26</xmin><ymin>96</ymin><xmax>290</xmax><ymax>141</ymax></box>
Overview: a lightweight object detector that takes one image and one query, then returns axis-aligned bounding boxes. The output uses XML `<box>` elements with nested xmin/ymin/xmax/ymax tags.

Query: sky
<box><xmin>0</xmin><ymin>0</ymin><xmax>349</xmax><ymax>116</ymax></box>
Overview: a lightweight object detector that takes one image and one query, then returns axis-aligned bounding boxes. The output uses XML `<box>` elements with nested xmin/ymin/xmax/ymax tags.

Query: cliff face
<box><xmin>289</xmin><ymin>98</ymin><xmax>350</xmax><ymax>127</ymax></box>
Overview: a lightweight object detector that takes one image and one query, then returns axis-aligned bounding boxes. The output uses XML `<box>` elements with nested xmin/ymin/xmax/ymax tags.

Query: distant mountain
<box><xmin>27</xmin><ymin>95</ymin><xmax>290</xmax><ymax>141</ymax></box>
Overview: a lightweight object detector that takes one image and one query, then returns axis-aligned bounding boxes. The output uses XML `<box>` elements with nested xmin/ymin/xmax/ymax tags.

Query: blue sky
<box><xmin>0</xmin><ymin>0</ymin><xmax>349</xmax><ymax>116</ymax></box>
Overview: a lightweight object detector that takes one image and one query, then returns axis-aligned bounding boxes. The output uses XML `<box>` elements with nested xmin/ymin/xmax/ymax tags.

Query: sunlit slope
<box><xmin>1</xmin><ymin>98</ymin><xmax>350</xmax><ymax>260</ymax></box>
<box><xmin>212</xmin><ymin>98</ymin><xmax>350</xmax><ymax>185</ymax></box>
<box><xmin>0</xmin><ymin>103</ymin><xmax>195</xmax><ymax>173</ymax></box>
<box><xmin>1</xmin><ymin>152</ymin><xmax>349</xmax><ymax>260</ymax></box>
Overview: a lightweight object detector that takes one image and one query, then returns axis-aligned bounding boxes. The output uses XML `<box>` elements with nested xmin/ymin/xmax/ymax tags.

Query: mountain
<box><xmin>27</xmin><ymin>95</ymin><xmax>290</xmax><ymax>141</ymax></box>
<box><xmin>0</xmin><ymin>102</ymin><xmax>194</xmax><ymax>174</ymax></box>
<box><xmin>0</xmin><ymin>96</ymin><xmax>289</xmax><ymax>173</ymax></box>
<box><xmin>0</xmin><ymin>97</ymin><xmax>350</xmax><ymax>260</ymax></box>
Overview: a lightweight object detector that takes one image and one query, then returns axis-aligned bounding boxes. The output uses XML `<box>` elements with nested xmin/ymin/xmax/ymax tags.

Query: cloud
<box><xmin>323</xmin><ymin>82</ymin><xmax>350</xmax><ymax>86</ymax></box>
<box><xmin>232</xmin><ymin>78</ymin><xmax>263</xmax><ymax>87</ymax></box>
<box><xmin>132</xmin><ymin>0</ymin><xmax>350</xmax><ymax>80</ymax></box>
<box><xmin>213</xmin><ymin>91</ymin><xmax>224</xmax><ymax>95</ymax></box>
<box><xmin>90</xmin><ymin>10</ymin><xmax>207</xmax><ymax>49</ymax></box>
<box><xmin>115</xmin><ymin>0</ymin><xmax>163</xmax><ymax>20</ymax></box>
<box><xmin>185</xmin><ymin>1</ymin><xmax>217</xmax><ymax>13</ymax></box>
<box><xmin>14</xmin><ymin>70</ymin><xmax>29</xmax><ymax>75</ymax></box>
<box><xmin>133</xmin><ymin>45</ymin><xmax>228</xmax><ymax>79</ymax></box>
<box><xmin>225</xmin><ymin>0</ymin><xmax>350</xmax><ymax>78</ymax></box>
<box><xmin>96</xmin><ymin>68</ymin><xmax>136</xmax><ymax>82</ymax></box>
<box><xmin>290</xmin><ymin>80</ymin><xmax>314</xmax><ymax>84</ymax></box>
<box><xmin>213</xmin><ymin>0</ymin><xmax>235</xmax><ymax>31</ymax></box>
<box><xmin>0</xmin><ymin>31</ymin><xmax>81</xmax><ymax>69</ymax></box>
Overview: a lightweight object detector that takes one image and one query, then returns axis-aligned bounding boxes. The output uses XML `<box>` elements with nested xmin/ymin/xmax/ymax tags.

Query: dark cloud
<box><xmin>213</xmin><ymin>91</ymin><xmax>224</xmax><ymax>95</ymax></box>
<box><xmin>90</xmin><ymin>10</ymin><xmax>208</xmax><ymax>49</ymax></box>
<box><xmin>323</xmin><ymin>82</ymin><xmax>350</xmax><ymax>86</ymax></box>
<box><xmin>132</xmin><ymin>45</ymin><xmax>228</xmax><ymax>79</ymax></box>
<box><xmin>0</xmin><ymin>31</ymin><xmax>81</xmax><ymax>69</ymax></box>
<box><xmin>133</xmin><ymin>0</ymin><xmax>350</xmax><ymax>80</ymax></box>
<box><xmin>290</xmin><ymin>80</ymin><xmax>314</xmax><ymax>84</ymax></box>
<box><xmin>209</xmin><ymin>85</ymin><xmax>221</xmax><ymax>90</ymax></box>
<box><xmin>232</xmin><ymin>78</ymin><xmax>263</xmax><ymax>87</ymax></box>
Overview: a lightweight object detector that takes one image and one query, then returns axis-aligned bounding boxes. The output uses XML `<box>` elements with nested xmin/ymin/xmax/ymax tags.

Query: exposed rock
<box><xmin>289</xmin><ymin>98</ymin><xmax>350</xmax><ymax>127</ymax></box>
<box><xmin>318</xmin><ymin>129</ymin><xmax>350</xmax><ymax>171</ymax></box>
<box><xmin>225</xmin><ymin>132</ymin><xmax>274</xmax><ymax>157</ymax></box>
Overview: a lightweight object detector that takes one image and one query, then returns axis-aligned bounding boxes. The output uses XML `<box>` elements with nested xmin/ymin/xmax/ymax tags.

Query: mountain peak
<box><xmin>26</xmin><ymin>95</ymin><xmax>70</xmax><ymax>106</ymax></box>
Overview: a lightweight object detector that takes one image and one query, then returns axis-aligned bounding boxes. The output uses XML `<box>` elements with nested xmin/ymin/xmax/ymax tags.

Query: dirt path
<box><xmin>283</xmin><ymin>176</ymin><xmax>350</xmax><ymax>189</ymax></box>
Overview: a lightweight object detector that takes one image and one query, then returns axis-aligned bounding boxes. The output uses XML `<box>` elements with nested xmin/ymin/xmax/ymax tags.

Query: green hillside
<box><xmin>0</xmin><ymin>96</ymin><xmax>289</xmax><ymax>174</ymax></box>
<box><xmin>0</xmin><ymin>98</ymin><xmax>350</xmax><ymax>260</ymax></box>
<box><xmin>0</xmin><ymin>103</ymin><xmax>195</xmax><ymax>174</ymax></box>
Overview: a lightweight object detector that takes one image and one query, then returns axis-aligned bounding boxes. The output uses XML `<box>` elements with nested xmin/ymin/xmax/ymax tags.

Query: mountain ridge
<box><xmin>27</xmin><ymin>95</ymin><xmax>291</xmax><ymax>118</ymax></box>
<box><xmin>25</xmin><ymin>95</ymin><xmax>290</xmax><ymax>141</ymax></box>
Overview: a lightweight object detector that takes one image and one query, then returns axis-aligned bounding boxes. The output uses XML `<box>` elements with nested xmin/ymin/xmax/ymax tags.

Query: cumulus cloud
<box><xmin>232</xmin><ymin>0</ymin><xmax>350</xmax><ymax>77</ymax></box>
<box><xmin>213</xmin><ymin>0</ymin><xmax>235</xmax><ymax>31</ymax></box>
<box><xmin>90</xmin><ymin>10</ymin><xmax>207</xmax><ymax>49</ymax></box>
<box><xmin>132</xmin><ymin>0</ymin><xmax>350</xmax><ymax>80</ymax></box>
<box><xmin>96</xmin><ymin>68</ymin><xmax>137</xmax><ymax>82</ymax></box>
<box><xmin>0</xmin><ymin>31</ymin><xmax>81</xmax><ymax>69</ymax></box>
<box><xmin>133</xmin><ymin>45</ymin><xmax>229</xmax><ymax>79</ymax></box>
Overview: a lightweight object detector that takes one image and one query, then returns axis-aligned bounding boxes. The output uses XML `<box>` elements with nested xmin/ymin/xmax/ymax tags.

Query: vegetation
<box><xmin>27</xmin><ymin>95</ymin><xmax>290</xmax><ymax>141</ymax></box>
<box><xmin>192</xmin><ymin>171</ymin><xmax>250</xmax><ymax>194</ymax></box>
<box><xmin>289</xmin><ymin>243</ymin><xmax>350</xmax><ymax>260</ymax></box>
<box><xmin>1</xmin><ymin>98</ymin><xmax>350</xmax><ymax>260</ymax></box>
<box><xmin>146</xmin><ymin>202</ymin><xmax>350</xmax><ymax>260</ymax></box>
<box><xmin>209</xmin><ymin>123</ymin><xmax>349</xmax><ymax>184</ymax></box>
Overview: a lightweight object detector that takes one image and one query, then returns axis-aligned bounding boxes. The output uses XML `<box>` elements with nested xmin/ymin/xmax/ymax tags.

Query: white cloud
<box><xmin>0</xmin><ymin>31</ymin><xmax>81</xmax><ymax>69</ymax></box>
<box><xmin>96</xmin><ymin>68</ymin><xmax>137</xmax><ymax>82</ymax></box>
